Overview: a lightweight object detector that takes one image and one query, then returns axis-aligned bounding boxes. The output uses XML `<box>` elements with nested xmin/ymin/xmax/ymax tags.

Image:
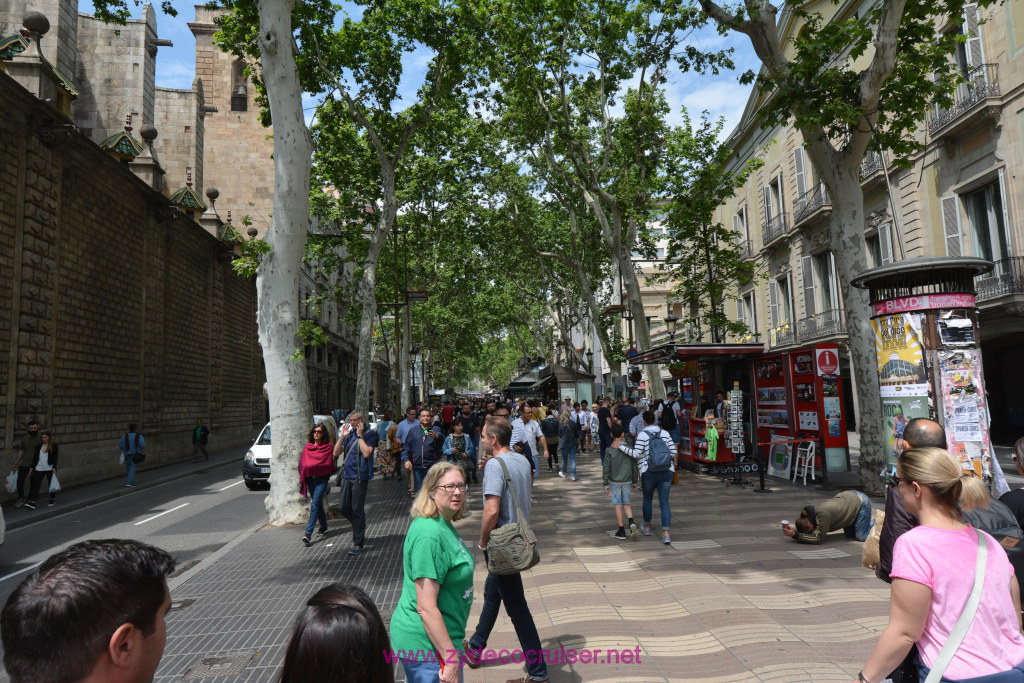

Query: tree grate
<box><xmin>183</xmin><ymin>651</ymin><xmax>259</xmax><ymax>679</ymax></box>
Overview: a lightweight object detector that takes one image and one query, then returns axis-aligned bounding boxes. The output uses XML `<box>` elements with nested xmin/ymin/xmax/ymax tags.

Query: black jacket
<box><xmin>30</xmin><ymin>443</ymin><xmax>59</xmax><ymax>470</ymax></box>
<box><xmin>192</xmin><ymin>425</ymin><xmax>210</xmax><ymax>445</ymax></box>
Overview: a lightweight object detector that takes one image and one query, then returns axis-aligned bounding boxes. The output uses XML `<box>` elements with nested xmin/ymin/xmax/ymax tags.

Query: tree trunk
<box><xmin>354</xmin><ymin>170</ymin><xmax>397</xmax><ymax>413</ymax></box>
<box><xmin>400</xmin><ymin>302</ymin><xmax>411</xmax><ymax>410</ymax></box>
<box><xmin>827</xmin><ymin>167</ymin><xmax>885</xmax><ymax>495</ymax></box>
<box><xmin>617</xmin><ymin>249</ymin><xmax>667</xmax><ymax>399</ymax></box>
<box><xmin>256</xmin><ymin>0</ymin><xmax>314</xmax><ymax>525</ymax></box>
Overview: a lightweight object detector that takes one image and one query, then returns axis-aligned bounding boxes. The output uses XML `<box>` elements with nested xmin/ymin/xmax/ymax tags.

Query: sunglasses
<box><xmin>313</xmin><ymin>429</ymin><xmax>324</xmax><ymax>434</ymax></box>
<box><xmin>885</xmin><ymin>473</ymin><xmax>903</xmax><ymax>488</ymax></box>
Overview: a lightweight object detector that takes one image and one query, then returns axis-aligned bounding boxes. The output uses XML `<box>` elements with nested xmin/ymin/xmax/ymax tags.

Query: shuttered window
<box><xmin>941</xmin><ymin>196</ymin><xmax>963</xmax><ymax>257</ymax></box>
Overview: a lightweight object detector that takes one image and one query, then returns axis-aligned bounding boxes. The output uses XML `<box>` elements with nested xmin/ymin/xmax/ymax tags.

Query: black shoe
<box><xmin>302</xmin><ymin>535</ymin><xmax>311</xmax><ymax>547</ymax></box>
<box><xmin>463</xmin><ymin>640</ymin><xmax>483</xmax><ymax>669</ymax></box>
<box><xmin>613</xmin><ymin>528</ymin><xmax>627</xmax><ymax>540</ymax></box>
<box><xmin>48</xmin><ymin>498</ymin><xmax>55</xmax><ymax>507</ymax></box>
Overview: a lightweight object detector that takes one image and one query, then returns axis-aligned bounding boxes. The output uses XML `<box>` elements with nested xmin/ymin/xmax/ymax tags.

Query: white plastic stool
<box><xmin>793</xmin><ymin>441</ymin><xmax>816</xmax><ymax>485</ymax></box>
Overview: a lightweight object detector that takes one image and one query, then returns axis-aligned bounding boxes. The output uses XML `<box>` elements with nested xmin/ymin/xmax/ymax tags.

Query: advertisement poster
<box><xmin>767</xmin><ymin>434</ymin><xmax>793</xmax><ymax>479</ymax></box>
<box><xmin>938</xmin><ymin>349</ymin><xmax>991</xmax><ymax>479</ymax></box>
<box><xmin>798</xmin><ymin>411</ymin><xmax>819</xmax><ymax>431</ymax></box>
<box><xmin>756</xmin><ymin>387</ymin><xmax>787</xmax><ymax>405</ymax></box>
<box><xmin>881</xmin><ymin>395</ymin><xmax>930</xmax><ymax>470</ymax></box>
<box><xmin>824</xmin><ymin>397</ymin><xmax>843</xmax><ymax>439</ymax></box>
<box><xmin>793</xmin><ymin>353</ymin><xmax>814</xmax><ymax>376</ymax></box>
<box><xmin>758</xmin><ymin>409</ymin><xmax>789</xmax><ymax>428</ymax></box>
<box><xmin>873</xmin><ymin>313</ymin><xmax>929</xmax><ymax>397</ymax></box>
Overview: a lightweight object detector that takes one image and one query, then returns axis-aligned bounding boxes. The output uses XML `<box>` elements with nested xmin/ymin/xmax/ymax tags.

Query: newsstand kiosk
<box><xmin>851</xmin><ymin>257</ymin><xmax>1003</xmax><ymax>488</ymax></box>
<box><xmin>751</xmin><ymin>344</ymin><xmax>851</xmax><ymax>481</ymax></box>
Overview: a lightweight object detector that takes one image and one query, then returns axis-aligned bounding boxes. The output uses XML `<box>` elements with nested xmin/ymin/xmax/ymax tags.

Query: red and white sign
<box><xmin>816</xmin><ymin>348</ymin><xmax>839</xmax><ymax>376</ymax></box>
<box><xmin>872</xmin><ymin>293</ymin><xmax>976</xmax><ymax>316</ymax></box>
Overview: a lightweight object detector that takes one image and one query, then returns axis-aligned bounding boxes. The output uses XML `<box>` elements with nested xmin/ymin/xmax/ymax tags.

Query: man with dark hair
<box><xmin>335</xmin><ymin>410</ymin><xmax>379</xmax><ymax>555</ymax></box>
<box><xmin>191</xmin><ymin>419</ymin><xmax>210</xmax><ymax>463</ymax></box>
<box><xmin>465</xmin><ymin>416</ymin><xmax>548</xmax><ymax>683</ymax></box>
<box><xmin>1</xmin><ymin>539</ymin><xmax>175</xmax><ymax>683</ymax></box>
<box><xmin>401</xmin><ymin>408</ymin><xmax>441</xmax><ymax>495</ymax></box>
<box><xmin>119</xmin><ymin>424</ymin><xmax>145</xmax><ymax>487</ymax></box>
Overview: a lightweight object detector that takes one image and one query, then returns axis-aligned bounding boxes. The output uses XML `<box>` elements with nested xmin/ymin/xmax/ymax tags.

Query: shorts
<box><xmin>609</xmin><ymin>481</ymin><xmax>632</xmax><ymax>505</ymax></box>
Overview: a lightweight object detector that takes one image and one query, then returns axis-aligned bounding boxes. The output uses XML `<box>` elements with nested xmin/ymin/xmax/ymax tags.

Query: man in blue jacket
<box><xmin>402</xmin><ymin>408</ymin><xmax>442</xmax><ymax>494</ymax></box>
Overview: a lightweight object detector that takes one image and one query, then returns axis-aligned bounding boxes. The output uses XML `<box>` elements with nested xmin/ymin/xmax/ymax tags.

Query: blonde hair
<box><xmin>410</xmin><ymin>462</ymin><xmax>468</xmax><ymax>521</ymax></box>
<box><xmin>898</xmin><ymin>447</ymin><xmax>989</xmax><ymax>518</ymax></box>
<box><xmin>558</xmin><ymin>410</ymin><xmax>570</xmax><ymax>425</ymax></box>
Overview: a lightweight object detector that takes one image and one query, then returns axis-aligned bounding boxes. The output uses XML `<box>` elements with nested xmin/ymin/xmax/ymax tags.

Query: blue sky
<box><xmin>80</xmin><ymin>2</ymin><xmax>759</xmax><ymax>136</ymax></box>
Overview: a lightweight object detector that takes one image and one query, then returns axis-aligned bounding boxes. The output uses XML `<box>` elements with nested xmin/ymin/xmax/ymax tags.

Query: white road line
<box><xmin>0</xmin><ymin>562</ymin><xmax>43</xmax><ymax>584</ymax></box>
<box><xmin>218</xmin><ymin>481</ymin><xmax>244</xmax><ymax>492</ymax></box>
<box><xmin>134</xmin><ymin>503</ymin><xmax>190</xmax><ymax>526</ymax></box>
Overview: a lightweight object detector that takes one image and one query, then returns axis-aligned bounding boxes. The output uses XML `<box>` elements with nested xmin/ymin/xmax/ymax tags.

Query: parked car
<box><xmin>242</xmin><ymin>415</ymin><xmax>338</xmax><ymax>490</ymax></box>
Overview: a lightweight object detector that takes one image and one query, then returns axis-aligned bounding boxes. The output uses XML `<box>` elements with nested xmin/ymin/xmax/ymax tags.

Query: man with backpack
<box><xmin>658</xmin><ymin>393</ymin><xmax>681</xmax><ymax>448</ymax></box>
<box><xmin>621</xmin><ymin>410</ymin><xmax>676</xmax><ymax>545</ymax></box>
<box><xmin>119</xmin><ymin>424</ymin><xmax>146</xmax><ymax>487</ymax></box>
<box><xmin>540</xmin><ymin>406</ymin><xmax>561</xmax><ymax>472</ymax></box>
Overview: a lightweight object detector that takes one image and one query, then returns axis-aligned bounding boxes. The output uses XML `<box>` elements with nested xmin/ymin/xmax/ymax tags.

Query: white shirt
<box><xmin>36</xmin><ymin>445</ymin><xmax>53</xmax><ymax>471</ymax></box>
<box><xmin>621</xmin><ymin>426</ymin><xmax>676</xmax><ymax>475</ymax></box>
<box><xmin>512</xmin><ymin>417</ymin><xmax>543</xmax><ymax>456</ymax></box>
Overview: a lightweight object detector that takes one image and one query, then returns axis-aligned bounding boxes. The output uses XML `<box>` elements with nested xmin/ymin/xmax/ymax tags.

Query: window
<box><xmin>733</xmin><ymin>206</ymin><xmax>749</xmax><ymax>244</ymax></box>
<box><xmin>736</xmin><ymin>291</ymin><xmax>757</xmax><ymax>335</ymax></box>
<box><xmin>231</xmin><ymin>60</ymin><xmax>248</xmax><ymax>112</ymax></box>
<box><xmin>814</xmin><ymin>252</ymin><xmax>840</xmax><ymax>313</ymax></box>
<box><xmin>763</xmin><ymin>174</ymin><xmax>784</xmax><ymax>224</ymax></box>
<box><xmin>866</xmin><ymin>236</ymin><xmax>883</xmax><ymax>268</ymax></box>
<box><xmin>966</xmin><ymin>174</ymin><xmax>1011</xmax><ymax>274</ymax></box>
<box><xmin>657</xmin><ymin>247</ymin><xmax>666</xmax><ymax>259</ymax></box>
<box><xmin>767</xmin><ymin>274</ymin><xmax>793</xmax><ymax>327</ymax></box>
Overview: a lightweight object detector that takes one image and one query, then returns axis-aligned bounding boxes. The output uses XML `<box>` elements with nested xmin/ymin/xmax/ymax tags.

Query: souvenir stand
<box><xmin>851</xmin><ymin>257</ymin><xmax>1001</xmax><ymax>486</ymax></box>
<box><xmin>631</xmin><ymin>342</ymin><xmax>764</xmax><ymax>476</ymax></box>
<box><xmin>752</xmin><ymin>345</ymin><xmax>850</xmax><ymax>482</ymax></box>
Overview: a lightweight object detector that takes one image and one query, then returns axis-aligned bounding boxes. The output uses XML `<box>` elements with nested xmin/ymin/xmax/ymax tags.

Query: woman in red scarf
<box><xmin>299</xmin><ymin>423</ymin><xmax>335</xmax><ymax>547</ymax></box>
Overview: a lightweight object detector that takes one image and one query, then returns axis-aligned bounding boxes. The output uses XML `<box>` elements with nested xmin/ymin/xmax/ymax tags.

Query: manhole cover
<box><xmin>184</xmin><ymin>651</ymin><xmax>259</xmax><ymax>679</ymax></box>
<box><xmin>169</xmin><ymin>598</ymin><xmax>196</xmax><ymax>612</ymax></box>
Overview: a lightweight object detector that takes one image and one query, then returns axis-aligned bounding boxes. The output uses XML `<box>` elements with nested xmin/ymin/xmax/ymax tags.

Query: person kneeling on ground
<box><xmin>783</xmin><ymin>490</ymin><xmax>874</xmax><ymax>544</ymax></box>
<box><xmin>1</xmin><ymin>538</ymin><xmax>175</xmax><ymax>683</ymax></box>
<box><xmin>603</xmin><ymin>423</ymin><xmax>639</xmax><ymax>540</ymax></box>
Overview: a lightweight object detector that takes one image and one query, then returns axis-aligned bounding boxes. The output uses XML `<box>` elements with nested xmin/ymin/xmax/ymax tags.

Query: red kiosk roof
<box><xmin>630</xmin><ymin>342</ymin><xmax>766</xmax><ymax>365</ymax></box>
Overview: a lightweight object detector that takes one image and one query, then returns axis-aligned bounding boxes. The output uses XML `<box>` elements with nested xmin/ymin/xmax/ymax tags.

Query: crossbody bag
<box><xmin>486</xmin><ymin>457</ymin><xmax>540</xmax><ymax>575</ymax></box>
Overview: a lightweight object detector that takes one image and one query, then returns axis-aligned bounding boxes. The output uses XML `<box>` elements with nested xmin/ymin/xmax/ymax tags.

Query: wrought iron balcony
<box><xmin>761</xmin><ymin>213</ymin><xmax>789</xmax><ymax>247</ymax></box>
<box><xmin>793</xmin><ymin>184</ymin><xmax>831</xmax><ymax>227</ymax></box>
<box><xmin>928</xmin><ymin>64</ymin><xmax>1000</xmax><ymax>137</ymax></box>
<box><xmin>767</xmin><ymin>323</ymin><xmax>798</xmax><ymax>349</ymax></box>
<box><xmin>737</xmin><ymin>239</ymin><xmax>754</xmax><ymax>259</ymax></box>
<box><xmin>975</xmin><ymin>257</ymin><xmax>1024</xmax><ymax>302</ymax></box>
<box><xmin>797</xmin><ymin>308</ymin><xmax>847</xmax><ymax>341</ymax></box>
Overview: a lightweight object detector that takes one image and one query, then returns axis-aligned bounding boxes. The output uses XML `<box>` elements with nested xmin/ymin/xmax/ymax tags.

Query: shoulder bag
<box><xmin>486</xmin><ymin>457</ymin><xmax>540</xmax><ymax>575</ymax></box>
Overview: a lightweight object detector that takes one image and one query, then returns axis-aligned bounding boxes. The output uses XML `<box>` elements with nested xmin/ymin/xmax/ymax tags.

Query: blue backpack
<box><xmin>647</xmin><ymin>431</ymin><xmax>673</xmax><ymax>472</ymax></box>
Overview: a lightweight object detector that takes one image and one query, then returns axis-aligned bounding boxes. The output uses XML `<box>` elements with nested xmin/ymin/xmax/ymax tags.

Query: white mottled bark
<box><xmin>256</xmin><ymin>0</ymin><xmax>314</xmax><ymax>524</ymax></box>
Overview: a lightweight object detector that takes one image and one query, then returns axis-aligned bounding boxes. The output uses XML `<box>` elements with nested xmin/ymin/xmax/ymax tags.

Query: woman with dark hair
<box><xmin>25</xmin><ymin>430</ymin><xmax>58</xmax><ymax>510</ymax></box>
<box><xmin>298</xmin><ymin>423</ymin><xmax>334</xmax><ymax>547</ymax></box>
<box><xmin>280</xmin><ymin>583</ymin><xmax>394</xmax><ymax>683</ymax></box>
<box><xmin>856</xmin><ymin>447</ymin><xmax>1024</xmax><ymax>682</ymax></box>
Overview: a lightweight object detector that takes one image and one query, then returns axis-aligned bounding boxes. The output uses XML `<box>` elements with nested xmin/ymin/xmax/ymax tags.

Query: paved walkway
<box><xmin>154</xmin><ymin>452</ymin><xmax>896</xmax><ymax>683</ymax></box>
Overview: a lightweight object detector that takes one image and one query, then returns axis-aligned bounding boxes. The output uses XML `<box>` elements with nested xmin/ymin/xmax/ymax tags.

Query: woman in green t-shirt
<box><xmin>389</xmin><ymin>462</ymin><xmax>475</xmax><ymax>683</ymax></box>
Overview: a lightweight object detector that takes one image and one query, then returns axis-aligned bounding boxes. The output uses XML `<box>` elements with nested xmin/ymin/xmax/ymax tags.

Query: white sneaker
<box><xmin>558</xmin><ymin>471</ymin><xmax>564</xmax><ymax>478</ymax></box>
<box><xmin>570</xmin><ymin>476</ymin><xmax>576</xmax><ymax>482</ymax></box>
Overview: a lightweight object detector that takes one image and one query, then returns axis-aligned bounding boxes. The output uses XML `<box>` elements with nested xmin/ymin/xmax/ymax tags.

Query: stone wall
<box><xmin>154</xmin><ymin>80</ymin><xmax>205</xmax><ymax>194</ymax></box>
<box><xmin>1</xmin><ymin>0</ymin><xmax>77</xmax><ymax>80</ymax></box>
<box><xmin>0</xmin><ymin>70</ymin><xmax>266</xmax><ymax>491</ymax></box>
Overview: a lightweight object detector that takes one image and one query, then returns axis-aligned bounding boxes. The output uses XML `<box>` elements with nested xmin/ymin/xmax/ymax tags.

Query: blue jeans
<box><xmin>468</xmin><ymin>556</ymin><xmax>548</xmax><ymax>681</ymax></box>
<box><xmin>845</xmin><ymin>491</ymin><xmax>875</xmax><ymax>542</ymax></box>
<box><xmin>125</xmin><ymin>458</ymin><xmax>138</xmax><ymax>485</ymax></box>
<box><xmin>303</xmin><ymin>476</ymin><xmax>329</xmax><ymax>537</ymax></box>
<box><xmin>562</xmin><ymin>444</ymin><xmax>577</xmax><ymax>476</ymax></box>
<box><xmin>401</xmin><ymin>656</ymin><xmax>464</xmax><ymax>683</ymax></box>
<box><xmin>641</xmin><ymin>470</ymin><xmax>673</xmax><ymax>530</ymax></box>
<box><xmin>669</xmin><ymin>426</ymin><xmax>681</xmax><ymax>444</ymax></box>
<box><xmin>412</xmin><ymin>467</ymin><xmax>429</xmax><ymax>494</ymax></box>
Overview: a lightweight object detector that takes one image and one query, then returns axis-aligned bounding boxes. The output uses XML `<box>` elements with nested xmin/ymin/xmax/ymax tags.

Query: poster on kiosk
<box><xmin>753</xmin><ymin>344</ymin><xmax>849</xmax><ymax>480</ymax></box>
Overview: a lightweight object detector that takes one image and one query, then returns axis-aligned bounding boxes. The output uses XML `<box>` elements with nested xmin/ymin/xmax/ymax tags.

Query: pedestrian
<box><xmin>511</xmin><ymin>402</ymin><xmax>546</xmax><ymax>476</ymax></box>
<box><xmin>782</xmin><ymin>490</ymin><xmax>875</xmax><ymax>544</ymax></box>
<box><xmin>458</xmin><ymin>403</ymin><xmax>481</xmax><ymax>484</ymax></box>
<box><xmin>402</xmin><ymin>408</ymin><xmax>443</xmax><ymax>496</ymax></box>
<box><xmin>540</xmin><ymin>406</ymin><xmax>560</xmax><ymax>473</ymax></box>
<box><xmin>627</xmin><ymin>401</ymin><xmax>646</xmax><ymax>447</ymax></box>
<box><xmin>390</xmin><ymin>462</ymin><xmax>474</xmax><ymax>683</ymax></box>
<box><xmin>1</xmin><ymin>539</ymin><xmax>174</xmax><ymax>683</ymax></box>
<box><xmin>620</xmin><ymin>410</ymin><xmax>676</xmax><ymax>544</ymax></box>
<box><xmin>24</xmin><ymin>430</ymin><xmax>59</xmax><ymax>510</ymax></box>
<box><xmin>395</xmin><ymin>407</ymin><xmax>420</xmax><ymax>496</ymax></box>
<box><xmin>557</xmin><ymin>410</ymin><xmax>579</xmax><ymax>481</ymax></box>
<box><xmin>119</xmin><ymin>423</ymin><xmax>145</xmax><ymax>487</ymax></box>
<box><xmin>658</xmin><ymin>393</ymin><xmax>681</xmax><ymax>447</ymax></box>
<box><xmin>377</xmin><ymin>409</ymin><xmax>396</xmax><ymax>478</ymax></box>
<box><xmin>603</xmin><ymin>424</ymin><xmax>639</xmax><ymax>540</ymax></box>
<box><xmin>855</xmin><ymin>446</ymin><xmax>1024</xmax><ymax>683</ymax></box>
<box><xmin>334</xmin><ymin>410</ymin><xmax>378</xmax><ymax>556</ymax></box>
<box><xmin>464</xmin><ymin>417</ymin><xmax>549</xmax><ymax>683</ymax></box>
<box><xmin>714</xmin><ymin>391</ymin><xmax>726</xmax><ymax>419</ymax></box>
<box><xmin>579</xmin><ymin>400</ymin><xmax>592</xmax><ymax>451</ymax></box>
<box><xmin>442</xmin><ymin>418</ymin><xmax>476</xmax><ymax>481</ymax></box>
<box><xmin>617</xmin><ymin>397</ymin><xmax>638</xmax><ymax>434</ymax></box>
<box><xmin>299</xmin><ymin>422</ymin><xmax>334</xmax><ymax>547</ymax></box>
<box><xmin>191</xmin><ymin>418</ymin><xmax>210</xmax><ymax>463</ymax></box>
<box><xmin>596</xmin><ymin>397</ymin><xmax>613</xmax><ymax>466</ymax></box>
<box><xmin>281</xmin><ymin>583</ymin><xmax>394</xmax><ymax>683</ymax></box>
<box><xmin>441</xmin><ymin>401</ymin><xmax>455</xmax><ymax>436</ymax></box>
<box><xmin>11</xmin><ymin>420</ymin><xmax>42</xmax><ymax>508</ymax></box>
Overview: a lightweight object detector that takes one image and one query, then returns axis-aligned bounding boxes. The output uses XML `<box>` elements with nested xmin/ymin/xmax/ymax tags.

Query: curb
<box><xmin>5</xmin><ymin>456</ymin><xmax>241</xmax><ymax>532</ymax></box>
<box><xmin>168</xmin><ymin>519</ymin><xmax>267</xmax><ymax>592</ymax></box>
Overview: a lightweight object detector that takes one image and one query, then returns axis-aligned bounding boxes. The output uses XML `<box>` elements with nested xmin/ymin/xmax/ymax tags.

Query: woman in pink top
<box><xmin>857</xmin><ymin>447</ymin><xmax>1024</xmax><ymax>683</ymax></box>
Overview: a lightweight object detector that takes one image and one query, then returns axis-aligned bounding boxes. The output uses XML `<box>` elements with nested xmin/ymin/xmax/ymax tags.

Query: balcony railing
<box><xmin>861</xmin><ymin>150</ymin><xmax>883</xmax><ymax>178</ymax></box>
<box><xmin>928</xmin><ymin>64</ymin><xmax>1000</xmax><ymax>135</ymax></box>
<box><xmin>793</xmin><ymin>184</ymin><xmax>831</xmax><ymax>226</ymax></box>
<box><xmin>797</xmin><ymin>308</ymin><xmax>847</xmax><ymax>341</ymax></box>
<box><xmin>737</xmin><ymin>239</ymin><xmax>753</xmax><ymax>259</ymax></box>
<box><xmin>976</xmin><ymin>257</ymin><xmax>1024</xmax><ymax>302</ymax></box>
<box><xmin>768</xmin><ymin>323</ymin><xmax>798</xmax><ymax>349</ymax></box>
<box><xmin>762</xmin><ymin>213</ymin><xmax>789</xmax><ymax>246</ymax></box>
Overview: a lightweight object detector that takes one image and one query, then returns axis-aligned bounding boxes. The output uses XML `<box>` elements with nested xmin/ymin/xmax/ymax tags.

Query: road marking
<box><xmin>135</xmin><ymin>503</ymin><xmax>190</xmax><ymax>526</ymax></box>
<box><xmin>0</xmin><ymin>562</ymin><xmax>42</xmax><ymax>584</ymax></box>
<box><xmin>218</xmin><ymin>481</ymin><xmax>244</xmax><ymax>492</ymax></box>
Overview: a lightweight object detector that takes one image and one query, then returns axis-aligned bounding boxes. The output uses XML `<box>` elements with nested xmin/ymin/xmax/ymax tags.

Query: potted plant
<box><xmin>628</xmin><ymin>367</ymin><xmax>642</xmax><ymax>383</ymax></box>
<box><xmin>667</xmin><ymin>361</ymin><xmax>688</xmax><ymax>378</ymax></box>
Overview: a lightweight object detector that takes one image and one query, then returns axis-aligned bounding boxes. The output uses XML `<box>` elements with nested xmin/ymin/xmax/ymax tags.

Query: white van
<box><xmin>242</xmin><ymin>415</ymin><xmax>338</xmax><ymax>490</ymax></box>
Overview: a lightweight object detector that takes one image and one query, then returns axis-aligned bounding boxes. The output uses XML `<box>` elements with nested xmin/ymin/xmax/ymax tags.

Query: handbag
<box><xmin>922</xmin><ymin>528</ymin><xmax>988</xmax><ymax>683</ymax></box>
<box><xmin>485</xmin><ymin>457</ymin><xmax>540</xmax><ymax>575</ymax></box>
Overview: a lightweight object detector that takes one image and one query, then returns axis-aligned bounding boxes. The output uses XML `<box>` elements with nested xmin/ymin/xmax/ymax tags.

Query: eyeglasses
<box><xmin>435</xmin><ymin>483</ymin><xmax>469</xmax><ymax>493</ymax></box>
<box><xmin>313</xmin><ymin>429</ymin><xmax>324</xmax><ymax>434</ymax></box>
<box><xmin>886</xmin><ymin>473</ymin><xmax>903</xmax><ymax>488</ymax></box>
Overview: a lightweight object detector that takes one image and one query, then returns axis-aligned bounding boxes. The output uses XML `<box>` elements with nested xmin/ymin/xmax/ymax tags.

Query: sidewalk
<box><xmin>3</xmin><ymin>447</ymin><xmax>247</xmax><ymax>531</ymax></box>
<box><xmin>155</xmin><ymin>452</ymin><xmax>892</xmax><ymax>683</ymax></box>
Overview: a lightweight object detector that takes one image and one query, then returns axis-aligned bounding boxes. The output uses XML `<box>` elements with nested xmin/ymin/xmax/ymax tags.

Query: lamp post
<box><xmin>664</xmin><ymin>309</ymin><xmax>679</xmax><ymax>341</ymax></box>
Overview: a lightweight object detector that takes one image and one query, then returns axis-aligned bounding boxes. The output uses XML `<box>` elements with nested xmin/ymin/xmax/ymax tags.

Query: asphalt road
<box><xmin>0</xmin><ymin>461</ymin><xmax>269</xmax><ymax>678</ymax></box>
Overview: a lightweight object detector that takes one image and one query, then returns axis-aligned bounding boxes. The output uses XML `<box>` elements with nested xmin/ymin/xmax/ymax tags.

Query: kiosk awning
<box><xmin>630</xmin><ymin>342</ymin><xmax>766</xmax><ymax>365</ymax></box>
